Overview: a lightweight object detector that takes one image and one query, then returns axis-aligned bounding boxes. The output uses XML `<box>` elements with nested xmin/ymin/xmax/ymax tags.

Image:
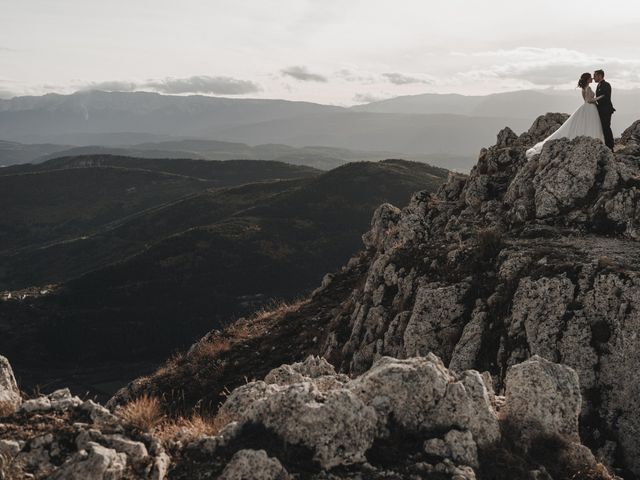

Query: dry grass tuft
<box><xmin>570</xmin><ymin>463</ymin><xmax>615</xmax><ymax>480</ymax></box>
<box><xmin>115</xmin><ymin>395</ymin><xmax>233</xmax><ymax>444</ymax></box>
<box><xmin>116</xmin><ymin>395</ymin><xmax>163</xmax><ymax>432</ymax></box>
<box><xmin>236</xmin><ymin>297</ymin><xmax>307</xmax><ymax>330</ymax></box>
<box><xmin>155</xmin><ymin>297</ymin><xmax>308</xmax><ymax>379</ymax></box>
<box><xmin>155</xmin><ymin>412</ymin><xmax>233</xmax><ymax>444</ymax></box>
<box><xmin>474</xmin><ymin>227</ymin><xmax>504</xmax><ymax>261</ymax></box>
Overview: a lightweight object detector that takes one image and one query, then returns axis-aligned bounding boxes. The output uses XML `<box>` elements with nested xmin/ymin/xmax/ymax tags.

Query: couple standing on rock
<box><xmin>526</xmin><ymin>69</ymin><xmax>616</xmax><ymax>159</ymax></box>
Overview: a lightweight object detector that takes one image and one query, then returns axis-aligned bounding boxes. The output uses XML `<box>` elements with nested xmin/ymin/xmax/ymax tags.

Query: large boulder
<box><xmin>621</xmin><ymin>120</ymin><xmax>640</xmax><ymax>146</ymax></box>
<box><xmin>218</xmin><ymin>449</ymin><xmax>289</xmax><ymax>480</ymax></box>
<box><xmin>505</xmin><ymin>136</ymin><xmax>612</xmax><ymax>220</ymax></box>
<box><xmin>502</xmin><ymin>355</ymin><xmax>581</xmax><ymax>444</ymax></box>
<box><xmin>348</xmin><ymin>355</ymin><xmax>500</xmax><ymax>447</ymax></box>
<box><xmin>222</xmin><ymin>382</ymin><xmax>377</xmax><ymax>469</ymax></box>
<box><xmin>0</xmin><ymin>355</ymin><xmax>21</xmax><ymax>414</ymax></box>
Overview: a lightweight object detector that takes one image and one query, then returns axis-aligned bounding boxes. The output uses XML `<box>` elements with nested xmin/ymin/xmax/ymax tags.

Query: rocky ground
<box><xmin>2</xmin><ymin>114</ymin><xmax>640</xmax><ymax>479</ymax></box>
<box><xmin>0</xmin><ymin>353</ymin><xmax>617</xmax><ymax>479</ymax></box>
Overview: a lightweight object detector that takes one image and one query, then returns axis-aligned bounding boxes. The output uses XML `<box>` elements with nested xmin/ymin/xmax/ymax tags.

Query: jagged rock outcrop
<box><xmin>167</xmin><ymin>353</ymin><xmax>611</xmax><ymax>479</ymax></box>
<box><xmin>311</xmin><ymin>115</ymin><xmax>640</xmax><ymax>477</ymax></box>
<box><xmin>0</xmin><ymin>375</ymin><xmax>169</xmax><ymax>479</ymax></box>
<box><xmin>502</xmin><ymin>355</ymin><xmax>582</xmax><ymax>444</ymax></box>
<box><xmin>0</xmin><ymin>355</ymin><xmax>21</xmax><ymax>415</ymax></box>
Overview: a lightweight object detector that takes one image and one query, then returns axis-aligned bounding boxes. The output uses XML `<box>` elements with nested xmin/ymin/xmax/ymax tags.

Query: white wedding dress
<box><xmin>525</xmin><ymin>86</ymin><xmax>605</xmax><ymax>159</ymax></box>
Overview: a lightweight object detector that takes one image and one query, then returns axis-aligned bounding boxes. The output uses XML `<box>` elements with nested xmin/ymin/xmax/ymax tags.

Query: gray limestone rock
<box><xmin>103</xmin><ymin>434</ymin><xmax>149</xmax><ymax>464</ymax></box>
<box><xmin>503</xmin><ymin>355</ymin><xmax>581</xmax><ymax>445</ymax></box>
<box><xmin>0</xmin><ymin>439</ymin><xmax>22</xmax><ymax>457</ymax></box>
<box><xmin>444</xmin><ymin>429</ymin><xmax>478</xmax><ymax>469</ymax></box>
<box><xmin>49</xmin><ymin>388</ymin><xmax>83</xmax><ymax>411</ymax></box>
<box><xmin>48</xmin><ymin>442</ymin><xmax>127</xmax><ymax>480</ymax></box>
<box><xmin>242</xmin><ymin>382</ymin><xmax>377</xmax><ymax>469</ymax></box>
<box><xmin>0</xmin><ymin>356</ymin><xmax>21</xmax><ymax>413</ymax></box>
<box><xmin>621</xmin><ymin>120</ymin><xmax>640</xmax><ymax>146</ymax></box>
<box><xmin>20</xmin><ymin>396</ymin><xmax>52</xmax><ymax>413</ymax></box>
<box><xmin>218</xmin><ymin>449</ymin><xmax>289</xmax><ymax>480</ymax></box>
<box><xmin>403</xmin><ymin>282</ymin><xmax>471</xmax><ymax>363</ymax></box>
<box><xmin>362</xmin><ymin>203</ymin><xmax>402</xmax><ymax>252</ymax></box>
<box><xmin>264</xmin><ymin>355</ymin><xmax>347</xmax><ymax>388</ymax></box>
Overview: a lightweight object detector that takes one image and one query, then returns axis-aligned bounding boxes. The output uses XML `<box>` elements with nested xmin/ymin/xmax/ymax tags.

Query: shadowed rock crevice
<box><xmin>171</xmin><ymin>422</ymin><xmax>320</xmax><ymax>479</ymax></box>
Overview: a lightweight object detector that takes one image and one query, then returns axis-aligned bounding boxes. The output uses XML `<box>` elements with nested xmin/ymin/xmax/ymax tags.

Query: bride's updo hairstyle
<box><xmin>577</xmin><ymin>72</ymin><xmax>591</xmax><ymax>89</ymax></box>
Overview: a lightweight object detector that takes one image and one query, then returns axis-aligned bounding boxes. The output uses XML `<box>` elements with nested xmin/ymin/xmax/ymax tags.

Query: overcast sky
<box><xmin>1</xmin><ymin>0</ymin><xmax>639</xmax><ymax>104</ymax></box>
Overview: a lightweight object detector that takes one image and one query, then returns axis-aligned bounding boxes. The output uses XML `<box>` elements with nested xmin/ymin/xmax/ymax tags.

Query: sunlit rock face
<box><xmin>170</xmin><ymin>353</ymin><xmax>610</xmax><ymax>479</ymax></box>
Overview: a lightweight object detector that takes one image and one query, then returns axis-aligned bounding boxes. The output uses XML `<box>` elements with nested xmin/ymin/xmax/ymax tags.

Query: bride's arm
<box><xmin>585</xmin><ymin>88</ymin><xmax>598</xmax><ymax>103</ymax></box>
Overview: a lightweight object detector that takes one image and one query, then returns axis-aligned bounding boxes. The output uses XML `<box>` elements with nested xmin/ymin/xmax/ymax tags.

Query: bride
<box><xmin>526</xmin><ymin>73</ymin><xmax>605</xmax><ymax>159</ymax></box>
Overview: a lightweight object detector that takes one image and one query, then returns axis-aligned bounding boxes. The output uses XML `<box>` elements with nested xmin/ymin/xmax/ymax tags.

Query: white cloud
<box><xmin>281</xmin><ymin>66</ymin><xmax>327</xmax><ymax>82</ymax></box>
<box><xmin>78</xmin><ymin>76</ymin><xmax>261</xmax><ymax>95</ymax></box>
<box><xmin>450</xmin><ymin>48</ymin><xmax>640</xmax><ymax>88</ymax></box>
<box><xmin>383</xmin><ymin>72</ymin><xmax>432</xmax><ymax>85</ymax></box>
<box><xmin>144</xmin><ymin>76</ymin><xmax>260</xmax><ymax>95</ymax></box>
<box><xmin>81</xmin><ymin>80</ymin><xmax>138</xmax><ymax>92</ymax></box>
<box><xmin>335</xmin><ymin>69</ymin><xmax>376</xmax><ymax>84</ymax></box>
<box><xmin>353</xmin><ymin>92</ymin><xmax>388</xmax><ymax>104</ymax></box>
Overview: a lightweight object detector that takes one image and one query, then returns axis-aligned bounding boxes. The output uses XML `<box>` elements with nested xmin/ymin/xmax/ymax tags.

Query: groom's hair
<box><xmin>594</xmin><ymin>69</ymin><xmax>605</xmax><ymax>77</ymax></box>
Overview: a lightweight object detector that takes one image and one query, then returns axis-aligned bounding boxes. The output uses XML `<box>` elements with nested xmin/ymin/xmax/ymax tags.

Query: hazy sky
<box><xmin>1</xmin><ymin>0</ymin><xmax>639</xmax><ymax>104</ymax></box>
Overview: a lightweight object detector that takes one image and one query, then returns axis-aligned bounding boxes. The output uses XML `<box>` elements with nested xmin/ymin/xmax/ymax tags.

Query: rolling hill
<box><xmin>0</xmin><ymin>156</ymin><xmax>449</xmax><ymax>398</ymax></box>
<box><xmin>0</xmin><ymin>155</ymin><xmax>318</xmax><ymax>258</ymax></box>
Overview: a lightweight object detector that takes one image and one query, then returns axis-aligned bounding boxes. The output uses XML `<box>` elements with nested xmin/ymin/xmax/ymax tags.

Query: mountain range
<box><xmin>3</xmin><ymin>88</ymin><xmax>635</xmax><ymax>171</ymax></box>
<box><xmin>0</xmin><ymin>137</ymin><xmax>469</xmax><ymax>171</ymax></box>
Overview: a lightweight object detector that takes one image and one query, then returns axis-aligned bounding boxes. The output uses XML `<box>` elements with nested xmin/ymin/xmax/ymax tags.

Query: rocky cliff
<box><xmin>317</xmin><ymin>116</ymin><xmax>640</xmax><ymax>477</ymax></box>
<box><xmin>2</xmin><ymin>114</ymin><xmax>640</xmax><ymax>479</ymax></box>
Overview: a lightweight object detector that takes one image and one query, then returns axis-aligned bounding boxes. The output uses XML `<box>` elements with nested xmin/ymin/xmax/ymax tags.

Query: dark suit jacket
<box><xmin>596</xmin><ymin>80</ymin><xmax>616</xmax><ymax>115</ymax></box>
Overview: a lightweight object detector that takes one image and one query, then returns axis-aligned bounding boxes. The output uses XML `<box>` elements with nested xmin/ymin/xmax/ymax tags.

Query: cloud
<box><xmin>144</xmin><ymin>76</ymin><xmax>260</xmax><ymax>95</ymax></box>
<box><xmin>0</xmin><ymin>89</ymin><xmax>14</xmax><ymax>99</ymax></box>
<box><xmin>352</xmin><ymin>92</ymin><xmax>387</xmax><ymax>104</ymax></box>
<box><xmin>82</xmin><ymin>80</ymin><xmax>139</xmax><ymax>92</ymax></box>
<box><xmin>459</xmin><ymin>48</ymin><xmax>640</xmax><ymax>86</ymax></box>
<box><xmin>78</xmin><ymin>76</ymin><xmax>261</xmax><ymax>95</ymax></box>
<box><xmin>335</xmin><ymin>69</ymin><xmax>376</xmax><ymax>84</ymax></box>
<box><xmin>281</xmin><ymin>65</ymin><xmax>327</xmax><ymax>82</ymax></box>
<box><xmin>382</xmin><ymin>72</ymin><xmax>432</xmax><ymax>85</ymax></box>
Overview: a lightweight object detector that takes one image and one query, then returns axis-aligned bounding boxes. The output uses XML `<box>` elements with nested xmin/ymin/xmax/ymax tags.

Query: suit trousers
<box><xmin>599</xmin><ymin>110</ymin><xmax>614</xmax><ymax>150</ymax></box>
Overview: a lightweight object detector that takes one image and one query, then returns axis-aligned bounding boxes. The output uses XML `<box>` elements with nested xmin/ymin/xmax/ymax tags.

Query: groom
<box><xmin>593</xmin><ymin>69</ymin><xmax>616</xmax><ymax>151</ymax></box>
